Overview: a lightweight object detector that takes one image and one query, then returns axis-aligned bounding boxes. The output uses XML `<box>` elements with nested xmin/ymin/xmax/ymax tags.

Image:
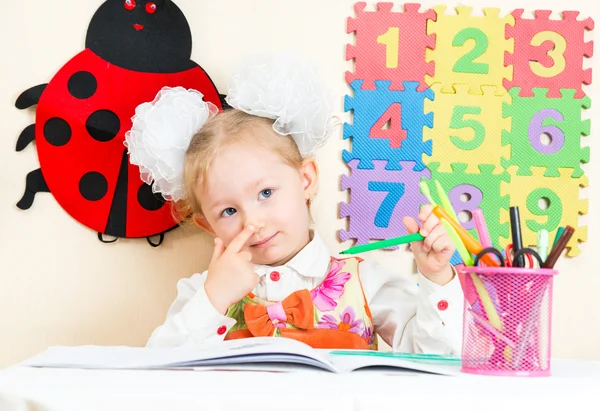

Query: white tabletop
<box><xmin>1</xmin><ymin>359</ymin><xmax>600</xmax><ymax>411</ymax></box>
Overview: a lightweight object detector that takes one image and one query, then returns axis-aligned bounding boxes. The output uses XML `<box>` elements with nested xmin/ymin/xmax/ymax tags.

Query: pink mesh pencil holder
<box><xmin>456</xmin><ymin>264</ymin><xmax>558</xmax><ymax>377</ymax></box>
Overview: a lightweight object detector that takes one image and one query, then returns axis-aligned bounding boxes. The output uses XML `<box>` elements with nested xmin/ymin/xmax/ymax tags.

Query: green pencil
<box><xmin>552</xmin><ymin>227</ymin><xmax>564</xmax><ymax>248</ymax></box>
<box><xmin>340</xmin><ymin>232</ymin><xmax>425</xmax><ymax>255</ymax></box>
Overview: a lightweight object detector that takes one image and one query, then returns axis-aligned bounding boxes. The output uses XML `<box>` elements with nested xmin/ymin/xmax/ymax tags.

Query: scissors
<box><xmin>504</xmin><ymin>244</ymin><xmax>537</xmax><ymax>268</ymax></box>
<box><xmin>474</xmin><ymin>246</ymin><xmax>542</xmax><ymax>268</ymax></box>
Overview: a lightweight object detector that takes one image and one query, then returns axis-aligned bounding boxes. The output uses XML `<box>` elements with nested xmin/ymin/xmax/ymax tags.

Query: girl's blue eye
<box><xmin>259</xmin><ymin>189</ymin><xmax>273</xmax><ymax>200</ymax></box>
<box><xmin>221</xmin><ymin>207</ymin><xmax>236</xmax><ymax>217</ymax></box>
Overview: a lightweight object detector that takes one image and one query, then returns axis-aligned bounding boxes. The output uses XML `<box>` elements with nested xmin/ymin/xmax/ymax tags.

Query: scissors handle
<box><xmin>474</xmin><ymin>247</ymin><xmax>505</xmax><ymax>267</ymax></box>
<box><xmin>512</xmin><ymin>247</ymin><xmax>543</xmax><ymax>268</ymax></box>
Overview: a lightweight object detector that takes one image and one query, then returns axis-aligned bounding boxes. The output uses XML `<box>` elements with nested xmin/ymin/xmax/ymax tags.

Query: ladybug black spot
<box><xmin>86</xmin><ymin>110</ymin><xmax>120</xmax><ymax>142</ymax></box>
<box><xmin>80</xmin><ymin>172</ymin><xmax>108</xmax><ymax>201</ymax></box>
<box><xmin>44</xmin><ymin>117</ymin><xmax>72</xmax><ymax>146</ymax></box>
<box><xmin>68</xmin><ymin>71</ymin><xmax>97</xmax><ymax>99</ymax></box>
<box><xmin>138</xmin><ymin>183</ymin><xmax>166</xmax><ymax>212</ymax></box>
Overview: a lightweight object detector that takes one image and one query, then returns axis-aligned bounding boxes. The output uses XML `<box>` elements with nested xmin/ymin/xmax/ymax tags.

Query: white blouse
<box><xmin>147</xmin><ymin>232</ymin><xmax>464</xmax><ymax>354</ymax></box>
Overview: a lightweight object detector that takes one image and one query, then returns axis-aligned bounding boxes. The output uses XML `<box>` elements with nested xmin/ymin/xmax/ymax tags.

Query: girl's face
<box><xmin>196</xmin><ymin>142</ymin><xmax>318</xmax><ymax>266</ymax></box>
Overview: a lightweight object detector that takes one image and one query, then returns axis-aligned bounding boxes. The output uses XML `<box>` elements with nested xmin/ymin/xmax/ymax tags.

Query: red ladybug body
<box><xmin>16</xmin><ymin>0</ymin><xmax>224</xmax><ymax>244</ymax></box>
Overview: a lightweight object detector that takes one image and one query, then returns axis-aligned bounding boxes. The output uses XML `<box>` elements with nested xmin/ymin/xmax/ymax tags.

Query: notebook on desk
<box><xmin>20</xmin><ymin>337</ymin><xmax>462</xmax><ymax>376</ymax></box>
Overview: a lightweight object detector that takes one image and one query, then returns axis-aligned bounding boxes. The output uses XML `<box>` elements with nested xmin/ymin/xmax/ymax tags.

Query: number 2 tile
<box><xmin>426</xmin><ymin>5</ymin><xmax>515</xmax><ymax>95</ymax></box>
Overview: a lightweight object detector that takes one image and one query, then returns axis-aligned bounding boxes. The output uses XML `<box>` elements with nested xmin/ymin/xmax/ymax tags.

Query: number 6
<box><xmin>528</xmin><ymin>108</ymin><xmax>565</xmax><ymax>154</ymax></box>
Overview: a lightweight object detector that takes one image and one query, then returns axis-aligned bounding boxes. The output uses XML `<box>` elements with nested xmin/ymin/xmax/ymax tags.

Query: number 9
<box><xmin>526</xmin><ymin>188</ymin><xmax>562</xmax><ymax>232</ymax></box>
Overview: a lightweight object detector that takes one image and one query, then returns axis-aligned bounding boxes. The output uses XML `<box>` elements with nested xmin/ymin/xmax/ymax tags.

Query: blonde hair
<box><xmin>173</xmin><ymin>109</ymin><xmax>306</xmax><ymax>225</ymax></box>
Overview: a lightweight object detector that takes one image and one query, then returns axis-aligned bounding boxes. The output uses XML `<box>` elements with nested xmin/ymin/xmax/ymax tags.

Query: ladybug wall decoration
<box><xmin>15</xmin><ymin>0</ymin><xmax>225</xmax><ymax>246</ymax></box>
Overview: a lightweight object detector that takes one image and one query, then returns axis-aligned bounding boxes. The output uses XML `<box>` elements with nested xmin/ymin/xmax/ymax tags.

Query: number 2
<box><xmin>377</xmin><ymin>27</ymin><xmax>399</xmax><ymax>69</ymax></box>
<box><xmin>368</xmin><ymin>182</ymin><xmax>405</xmax><ymax>228</ymax></box>
<box><xmin>452</xmin><ymin>28</ymin><xmax>489</xmax><ymax>74</ymax></box>
<box><xmin>530</xmin><ymin>31</ymin><xmax>567</xmax><ymax>78</ymax></box>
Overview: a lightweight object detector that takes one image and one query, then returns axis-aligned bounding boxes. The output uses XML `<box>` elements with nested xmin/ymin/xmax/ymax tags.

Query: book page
<box><xmin>19</xmin><ymin>338</ymin><xmax>337</xmax><ymax>372</ymax></box>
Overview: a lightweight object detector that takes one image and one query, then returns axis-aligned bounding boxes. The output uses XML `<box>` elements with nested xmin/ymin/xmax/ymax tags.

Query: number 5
<box><xmin>450</xmin><ymin>106</ymin><xmax>485</xmax><ymax>150</ymax></box>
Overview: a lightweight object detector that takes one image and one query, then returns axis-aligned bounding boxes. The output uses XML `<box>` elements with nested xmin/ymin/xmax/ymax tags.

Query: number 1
<box><xmin>377</xmin><ymin>27</ymin><xmax>400</xmax><ymax>69</ymax></box>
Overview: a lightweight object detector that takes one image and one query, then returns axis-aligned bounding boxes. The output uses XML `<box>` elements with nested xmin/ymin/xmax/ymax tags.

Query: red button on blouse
<box><xmin>270</xmin><ymin>271</ymin><xmax>281</xmax><ymax>282</ymax></box>
<box><xmin>437</xmin><ymin>300</ymin><xmax>449</xmax><ymax>311</ymax></box>
<box><xmin>217</xmin><ymin>325</ymin><xmax>227</xmax><ymax>335</ymax></box>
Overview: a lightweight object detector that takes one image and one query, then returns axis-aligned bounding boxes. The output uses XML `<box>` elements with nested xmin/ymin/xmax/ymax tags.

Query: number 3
<box><xmin>530</xmin><ymin>31</ymin><xmax>567</xmax><ymax>78</ymax></box>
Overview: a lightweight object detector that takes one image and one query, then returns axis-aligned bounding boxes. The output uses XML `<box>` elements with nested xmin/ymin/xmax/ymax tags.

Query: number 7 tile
<box><xmin>339</xmin><ymin>159</ymin><xmax>430</xmax><ymax>246</ymax></box>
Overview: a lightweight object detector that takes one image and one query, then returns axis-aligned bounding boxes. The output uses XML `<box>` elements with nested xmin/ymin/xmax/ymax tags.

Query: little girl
<box><xmin>126</xmin><ymin>54</ymin><xmax>464</xmax><ymax>354</ymax></box>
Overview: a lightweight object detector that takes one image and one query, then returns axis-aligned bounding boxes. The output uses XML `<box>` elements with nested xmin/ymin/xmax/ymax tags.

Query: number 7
<box><xmin>368</xmin><ymin>182</ymin><xmax>405</xmax><ymax>228</ymax></box>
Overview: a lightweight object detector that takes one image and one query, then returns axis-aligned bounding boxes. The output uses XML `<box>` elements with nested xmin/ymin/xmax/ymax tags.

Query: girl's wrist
<box><xmin>420</xmin><ymin>264</ymin><xmax>454</xmax><ymax>286</ymax></box>
<box><xmin>204</xmin><ymin>280</ymin><xmax>229</xmax><ymax>315</ymax></box>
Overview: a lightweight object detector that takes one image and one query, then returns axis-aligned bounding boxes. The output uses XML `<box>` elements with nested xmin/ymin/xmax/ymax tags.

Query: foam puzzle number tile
<box><xmin>426</xmin><ymin>6</ymin><xmax>514</xmax><ymax>95</ymax></box>
<box><xmin>501</xmin><ymin>87</ymin><xmax>591</xmax><ymax>178</ymax></box>
<box><xmin>343</xmin><ymin>80</ymin><xmax>433</xmax><ymax>171</ymax></box>
<box><xmin>423</xmin><ymin>163</ymin><xmax>510</xmax><ymax>249</ymax></box>
<box><xmin>424</xmin><ymin>84</ymin><xmax>511</xmax><ymax>173</ymax></box>
<box><xmin>339</xmin><ymin>159</ymin><xmax>431</xmax><ymax>246</ymax></box>
<box><xmin>500</xmin><ymin>166</ymin><xmax>588</xmax><ymax>256</ymax></box>
<box><xmin>504</xmin><ymin>9</ymin><xmax>594</xmax><ymax>98</ymax></box>
<box><xmin>346</xmin><ymin>2</ymin><xmax>436</xmax><ymax>91</ymax></box>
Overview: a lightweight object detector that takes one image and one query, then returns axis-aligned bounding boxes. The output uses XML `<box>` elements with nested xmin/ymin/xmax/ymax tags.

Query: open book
<box><xmin>20</xmin><ymin>337</ymin><xmax>462</xmax><ymax>375</ymax></box>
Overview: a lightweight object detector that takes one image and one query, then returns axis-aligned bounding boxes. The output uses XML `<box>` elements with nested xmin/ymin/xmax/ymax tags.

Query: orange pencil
<box><xmin>432</xmin><ymin>205</ymin><xmax>500</xmax><ymax>267</ymax></box>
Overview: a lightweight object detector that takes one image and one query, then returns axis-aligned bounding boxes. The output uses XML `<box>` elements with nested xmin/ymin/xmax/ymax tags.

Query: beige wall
<box><xmin>1</xmin><ymin>0</ymin><xmax>598</xmax><ymax>367</ymax></box>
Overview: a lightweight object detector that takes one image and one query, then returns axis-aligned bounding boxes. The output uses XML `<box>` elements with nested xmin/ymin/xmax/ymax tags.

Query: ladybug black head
<box><xmin>86</xmin><ymin>0</ymin><xmax>195</xmax><ymax>73</ymax></box>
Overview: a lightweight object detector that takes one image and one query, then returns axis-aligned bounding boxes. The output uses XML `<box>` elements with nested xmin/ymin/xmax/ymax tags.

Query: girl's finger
<box><xmin>419</xmin><ymin>214</ymin><xmax>441</xmax><ymax>237</ymax></box>
<box><xmin>211</xmin><ymin>237</ymin><xmax>226</xmax><ymax>261</ymax></box>
<box><xmin>422</xmin><ymin>225</ymin><xmax>445</xmax><ymax>253</ymax></box>
<box><xmin>430</xmin><ymin>233</ymin><xmax>454</xmax><ymax>255</ymax></box>
<box><xmin>238</xmin><ymin>251</ymin><xmax>253</xmax><ymax>262</ymax></box>
<box><xmin>402</xmin><ymin>216</ymin><xmax>423</xmax><ymax>254</ymax></box>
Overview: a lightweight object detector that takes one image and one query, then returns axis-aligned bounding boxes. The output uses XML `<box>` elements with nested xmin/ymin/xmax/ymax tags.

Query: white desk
<box><xmin>1</xmin><ymin>359</ymin><xmax>600</xmax><ymax>411</ymax></box>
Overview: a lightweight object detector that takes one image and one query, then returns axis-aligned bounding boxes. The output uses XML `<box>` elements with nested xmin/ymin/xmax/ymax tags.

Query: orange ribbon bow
<box><xmin>244</xmin><ymin>289</ymin><xmax>315</xmax><ymax>337</ymax></box>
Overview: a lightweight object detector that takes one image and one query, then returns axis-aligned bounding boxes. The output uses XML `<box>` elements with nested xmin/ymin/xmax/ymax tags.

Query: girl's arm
<box><xmin>146</xmin><ymin>271</ymin><xmax>237</xmax><ymax>348</ymax></box>
<box><xmin>359</xmin><ymin>259</ymin><xmax>464</xmax><ymax>354</ymax></box>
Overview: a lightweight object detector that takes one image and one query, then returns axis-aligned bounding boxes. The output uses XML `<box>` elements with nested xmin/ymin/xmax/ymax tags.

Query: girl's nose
<box><xmin>250</xmin><ymin>222</ymin><xmax>266</xmax><ymax>235</ymax></box>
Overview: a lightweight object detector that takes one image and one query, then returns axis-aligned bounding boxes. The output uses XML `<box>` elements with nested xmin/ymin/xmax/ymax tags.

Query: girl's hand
<box><xmin>204</xmin><ymin>225</ymin><xmax>260</xmax><ymax>314</ymax></box>
<box><xmin>402</xmin><ymin>205</ymin><xmax>455</xmax><ymax>286</ymax></box>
